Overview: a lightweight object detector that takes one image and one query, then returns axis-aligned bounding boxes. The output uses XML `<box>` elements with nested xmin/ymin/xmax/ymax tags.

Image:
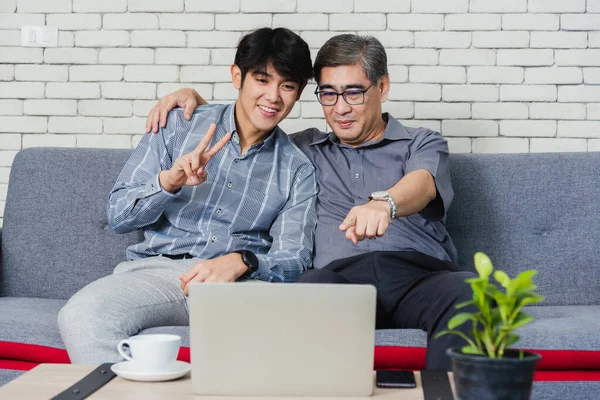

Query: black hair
<box><xmin>234</xmin><ymin>27</ymin><xmax>313</xmax><ymax>88</ymax></box>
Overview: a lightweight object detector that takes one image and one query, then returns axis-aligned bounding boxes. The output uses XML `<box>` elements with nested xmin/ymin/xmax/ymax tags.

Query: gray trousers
<box><xmin>58</xmin><ymin>256</ymin><xmax>197</xmax><ymax>363</ymax></box>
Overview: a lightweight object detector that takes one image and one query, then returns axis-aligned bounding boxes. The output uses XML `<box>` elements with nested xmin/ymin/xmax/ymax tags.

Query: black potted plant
<box><xmin>436</xmin><ymin>252</ymin><xmax>544</xmax><ymax>400</ymax></box>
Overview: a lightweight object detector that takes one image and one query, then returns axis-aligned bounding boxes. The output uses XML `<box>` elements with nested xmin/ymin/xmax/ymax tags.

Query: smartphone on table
<box><xmin>376</xmin><ymin>369</ymin><xmax>417</xmax><ymax>388</ymax></box>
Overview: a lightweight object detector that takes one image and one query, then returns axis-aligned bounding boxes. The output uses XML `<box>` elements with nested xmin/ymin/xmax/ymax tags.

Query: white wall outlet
<box><xmin>21</xmin><ymin>26</ymin><xmax>58</xmax><ymax>47</ymax></box>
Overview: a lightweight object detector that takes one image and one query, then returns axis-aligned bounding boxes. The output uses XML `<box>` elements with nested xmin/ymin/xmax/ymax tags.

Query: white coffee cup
<box><xmin>117</xmin><ymin>334</ymin><xmax>181</xmax><ymax>372</ymax></box>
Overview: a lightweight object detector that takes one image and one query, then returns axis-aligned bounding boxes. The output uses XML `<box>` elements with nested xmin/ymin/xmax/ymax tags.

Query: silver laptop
<box><xmin>189</xmin><ymin>282</ymin><xmax>376</xmax><ymax>397</ymax></box>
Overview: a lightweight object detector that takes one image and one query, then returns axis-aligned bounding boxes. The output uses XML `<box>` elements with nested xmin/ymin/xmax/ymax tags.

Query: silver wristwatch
<box><xmin>369</xmin><ymin>191</ymin><xmax>397</xmax><ymax>219</ymax></box>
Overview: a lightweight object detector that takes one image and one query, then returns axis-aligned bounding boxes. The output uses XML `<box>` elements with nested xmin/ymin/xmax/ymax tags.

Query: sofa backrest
<box><xmin>1</xmin><ymin>148</ymin><xmax>143</xmax><ymax>299</ymax></box>
<box><xmin>447</xmin><ymin>153</ymin><xmax>600</xmax><ymax>307</ymax></box>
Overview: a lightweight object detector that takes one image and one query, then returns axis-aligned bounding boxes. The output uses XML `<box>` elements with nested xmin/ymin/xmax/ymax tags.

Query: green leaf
<box><xmin>505</xmin><ymin>333</ymin><xmax>520</xmax><ymax>348</ymax></box>
<box><xmin>511</xmin><ymin>312</ymin><xmax>534</xmax><ymax>330</ymax></box>
<box><xmin>455</xmin><ymin>299</ymin><xmax>474</xmax><ymax>309</ymax></box>
<box><xmin>494</xmin><ymin>270</ymin><xmax>510</xmax><ymax>288</ymax></box>
<box><xmin>474</xmin><ymin>252</ymin><xmax>493</xmax><ymax>279</ymax></box>
<box><xmin>461</xmin><ymin>345</ymin><xmax>485</xmax><ymax>355</ymax></box>
<box><xmin>448</xmin><ymin>312</ymin><xmax>475</xmax><ymax>330</ymax></box>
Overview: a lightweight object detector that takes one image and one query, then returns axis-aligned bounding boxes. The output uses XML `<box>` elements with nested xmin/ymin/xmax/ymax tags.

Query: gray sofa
<box><xmin>1</xmin><ymin>147</ymin><xmax>599</xmax><ymax>399</ymax></box>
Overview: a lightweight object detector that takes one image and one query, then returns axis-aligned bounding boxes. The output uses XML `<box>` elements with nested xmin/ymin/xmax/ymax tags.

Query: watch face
<box><xmin>371</xmin><ymin>191</ymin><xmax>388</xmax><ymax>198</ymax></box>
<box><xmin>243</xmin><ymin>250</ymin><xmax>259</xmax><ymax>271</ymax></box>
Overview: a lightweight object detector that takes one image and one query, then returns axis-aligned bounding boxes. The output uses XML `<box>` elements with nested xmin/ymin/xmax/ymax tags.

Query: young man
<box><xmin>149</xmin><ymin>34</ymin><xmax>477</xmax><ymax>371</ymax></box>
<box><xmin>58</xmin><ymin>27</ymin><xmax>317</xmax><ymax>363</ymax></box>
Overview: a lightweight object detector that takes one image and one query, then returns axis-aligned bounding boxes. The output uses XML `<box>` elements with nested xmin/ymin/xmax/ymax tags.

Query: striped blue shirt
<box><xmin>108</xmin><ymin>104</ymin><xmax>318</xmax><ymax>283</ymax></box>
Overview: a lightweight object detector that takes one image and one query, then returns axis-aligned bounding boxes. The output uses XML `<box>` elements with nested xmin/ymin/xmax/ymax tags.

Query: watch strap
<box><xmin>421</xmin><ymin>369</ymin><xmax>454</xmax><ymax>400</ymax></box>
<box><xmin>50</xmin><ymin>363</ymin><xmax>117</xmax><ymax>400</ymax></box>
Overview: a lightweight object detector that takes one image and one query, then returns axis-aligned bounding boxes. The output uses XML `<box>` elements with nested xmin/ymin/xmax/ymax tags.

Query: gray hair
<box><xmin>313</xmin><ymin>34</ymin><xmax>388</xmax><ymax>85</ymax></box>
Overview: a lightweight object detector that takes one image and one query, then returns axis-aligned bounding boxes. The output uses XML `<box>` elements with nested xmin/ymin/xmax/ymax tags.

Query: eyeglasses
<box><xmin>314</xmin><ymin>84</ymin><xmax>373</xmax><ymax>106</ymax></box>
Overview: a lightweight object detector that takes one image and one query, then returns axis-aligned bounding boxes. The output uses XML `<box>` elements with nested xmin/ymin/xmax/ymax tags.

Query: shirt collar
<box><xmin>224</xmin><ymin>103</ymin><xmax>278</xmax><ymax>150</ymax></box>
<box><xmin>309</xmin><ymin>113</ymin><xmax>411</xmax><ymax>147</ymax></box>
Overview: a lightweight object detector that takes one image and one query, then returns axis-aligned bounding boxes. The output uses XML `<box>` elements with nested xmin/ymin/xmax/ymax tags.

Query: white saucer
<box><xmin>111</xmin><ymin>360</ymin><xmax>191</xmax><ymax>382</ymax></box>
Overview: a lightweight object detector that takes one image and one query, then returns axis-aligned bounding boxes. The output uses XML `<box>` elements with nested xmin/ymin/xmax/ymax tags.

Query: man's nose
<box><xmin>265</xmin><ymin>84</ymin><xmax>280</xmax><ymax>103</ymax></box>
<box><xmin>333</xmin><ymin>95</ymin><xmax>351</xmax><ymax>114</ymax></box>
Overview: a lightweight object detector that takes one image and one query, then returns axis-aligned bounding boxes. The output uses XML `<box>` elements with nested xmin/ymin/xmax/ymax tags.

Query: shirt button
<box><xmin>216</xmin><ymin>209</ymin><xmax>222</xmax><ymax>215</ymax></box>
<box><xmin>227</xmin><ymin>182</ymin><xmax>232</xmax><ymax>188</ymax></box>
<box><xmin>211</xmin><ymin>236</ymin><xmax>217</xmax><ymax>242</ymax></box>
<box><xmin>234</xmin><ymin>159</ymin><xmax>239</xmax><ymax>163</ymax></box>
<box><xmin>355</xmin><ymin>173</ymin><xmax>360</xmax><ymax>179</ymax></box>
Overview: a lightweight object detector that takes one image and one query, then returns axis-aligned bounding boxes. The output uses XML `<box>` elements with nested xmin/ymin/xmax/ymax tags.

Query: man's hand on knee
<box><xmin>178</xmin><ymin>253</ymin><xmax>248</xmax><ymax>295</ymax></box>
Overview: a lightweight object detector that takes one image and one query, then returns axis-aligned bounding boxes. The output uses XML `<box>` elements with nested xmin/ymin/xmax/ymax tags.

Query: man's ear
<box><xmin>295</xmin><ymin>83</ymin><xmax>307</xmax><ymax>101</ymax></box>
<box><xmin>231</xmin><ymin>64</ymin><xmax>242</xmax><ymax>90</ymax></box>
<box><xmin>378</xmin><ymin>74</ymin><xmax>390</xmax><ymax>103</ymax></box>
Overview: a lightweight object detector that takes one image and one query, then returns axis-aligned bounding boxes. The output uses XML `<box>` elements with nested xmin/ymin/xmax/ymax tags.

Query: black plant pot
<box><xmin>447</xmin><ymin>348</ymin><xmax>541</xmax><ymax>400</ymax></box>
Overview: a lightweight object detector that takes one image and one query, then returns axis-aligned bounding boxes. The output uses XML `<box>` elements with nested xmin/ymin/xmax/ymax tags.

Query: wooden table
<box><xmin>0</xmin><ymin>364</ymin><xmax>454</xmax><ymax>399</ymax></box>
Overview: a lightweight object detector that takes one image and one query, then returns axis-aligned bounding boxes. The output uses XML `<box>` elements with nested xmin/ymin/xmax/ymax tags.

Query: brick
<box><xmin>0</xmin><ymin>168</ymin><xmax>9</xmax><ymax>183</ymax></box>
<box><xmin>48</xmin><ymin>117</ymin><xmax>102</xmax><ymax>134</ymax></box>
<box><xmin>472</xmin><ymin>138</ymin><xmax>528</xmax><ymax>153</ymax></box>
<box><xmin>0</xmin><ymin>30</ymin><xmax>19</xmax><ymax>46</ymax></box>
<box><xmin>442</xmin><ymin>120</ymin><xmax>498</xmax><ymax>137</ymax></box>
<box><xmin>445</xmin><ymin>14</ymin><xmax>501</xmax><ymax>31</ymax></box>
<box><xmin>330</xmin><ymin>14</ymin><xmax>386</xmax><ymax>31</ymax></box>
<box><xmin>46</xmin><ymin>13</ymin><xmax>101</xmax><ymax>30</ymax></box>
<box><xmin>468</xmin><ymin>67</ymin><xmax>523</xmax><ymax>84</ymax></box>
<box><xmin>102</xmin><ymin>83</ymin><xmax>156</xmax><ymax>100</ymax></box>
<box><xmin>473</xmin><ymin>32</ymin><xmax>529</xmax><ymax>49</ymax></box>
<box><xmin>0</xmin><ymin>100</ymin><xmax>22</xmax><ymax>115</ymax></box>
<box><xmin>73</xmin><ymin>0</ymin><xmax>126</xmax><ymax>12</ymax></box>
<box><xmin>0</xmin><ymin>116</ymin><xmax>46</xmax><ymax>132</ymax></box>
<box><xmin>358</xmin><ymin>31</ymin><xmax>413</xmax><ymax>48</ymax></box>
<box><xmin>388</xmin><ymin>66</ymin><xmax>408</xmax><ymax>82</ymax></box>
<box><xmin>210</xmin><ymin>49</ymin><xmax>236</xmax><ymax>65</ymax></box>
<box><xmin>188</xmin><ymin>32</ymin><xmax>241</xmax><ymax>48</ymax></box>
<box><xmin>412</xmin><ymin>0</ymin><xmax>468</xmax><ymax>13</ymax></box>
<box><xmin>124</xmin><ymin>66</ymin><xmax>178</xmax><ymax>83</ymax></box>
<box><xmin>79</xmin><ymin>100</ymin><xmax>132</xmax><ymax>117</ymax></box>
<box><xmin>155</xmin><ymin>48</ymin><xmax>209</xmax><ymax>65</ymax></box>
<box><xmin>584</xmin><ymin>68</ymin><xmax>600</xmax><ymax>84</ymax></box>
<box><xmin>387</xmin><ymin>49</ymin><xmax>439</xmax><ymax>66</ymax></box>
<box><xmin>129</xmin><ymin>0</ymin><xmax>183</xmax><ymax>12</ymax></box>
<box><xmin>531</xmin><ymin>138</ymin><xmax>586</xmax><ymax>152</ymax></box>
<box><xmin>75</xmin><ymin>31</ymin><xmax>129</xmax><ymax>47</ymax></box>
<box><xmin>355</xmin><ymin>0</ymin><xmax>410</xmax><ymax>12</ymax></box>
<box><xmin>414</xmin><ymin>103</ymin><xmax>470</xmax><ymax>119</ymax></box>
<box><xmin>0</xmin><ymin>0</ymin><xmax>16</xmax><ymax>12</ymax></box>
<box><xmin>443</xmin><ymin>85</ymin><xmax>498</xmax><ymax>102</ymax></box>
<box><xmin>524</xmin><ymin>67</ymin><xmax>582</xmax><ymax>84</ymax></box>
<box><xmin>273</xmin><ymin>14</ymin><xmax>327</xmax><ymax>31</ymax></box>
<box><xmin>104</xmin><ymin>13</ymin><xmax>159</xmax><ymax>30</ymax></box>
<box><xmin>500</xmin><ymin>85</ymin><xmax>556</xmax><ymax>102</ymax></box>
<box><xmin>44</xmin><ymin>48</ymin><xmax>97</xmax><ymax>64</ymax></box>
<box><xmin>409</xmin><ymin>67</ymin><xmax>465</xmax><ymax>84</ymax></box>
<box><xmin>46</xmin><ymin>83</ymin><xmax>100</xmax><ymax>99</ymax></box>
<box><xmin>17</xmin><ymin>0</ymin><xmax>70</xmax><ymax>12</ymax></box>
<box><xmin>472</xmin><ymin>103</ymin><xmax>528</xmax><ymax>120</ymax></box>
<box><xmin>0</xmin><ymin>133</ymin><xmax>20</xmax><ymax>150</ymax></box>
<box><xmin>301</xmin><ymin>101</ymin><xmax>328</xmax><ymax>119</ymax></box>
<box><xmin>132</xmin><ymin>135</ymin><xmax>143</xmax><ymax>147</ymax></box>
<box><xmin>279</xmin><ymin>118</ymin><xmax>325</xmax><ymax>135</ymax></box>
<box><xmin>446</xmin><ymin>138</ymin><xmax>471</xmax><ymax>153</ymax></box>
<box><xmin>530</xmin><ymin>103</ymin><xmax>586</xmax><ymax>120</ymax></box>
<box><xmin>77</xmin><ymin>134</ymin><xmax>132</xmax><ymax>148</ymax></box>
<box><xmin>23</xmin><ymin>100</ymin><xmax>77</xmax><ymax>116</ymax></box>
<box><xmin>470</xmin><ymin>0</ymin><xmax>527</xmax><ymax>12</ymax></box>
<box><xmin>530</xmin><ymin>32</ymin><xmax>587</xmax><ymax>49</ymax></box>
<box><xmin>555</xmin><ymin>50</ymin><xmax>600</xmax><ymax>67</ymax></box>
<box><xmin>528</xmin><ymin>0</ymin><xmax>586</xmax><ymax>13</ymax></box>
<box><xmin>388</xmin><ymin>14</ymin><xmax>443</xmax><ymax>31</ymax></box>
<box><xmin>590</xmin><ymin>139</ymin><xmax>600</xmax><ymax>151</ymax></box>
<box><xmin>590</xmin><ymin>0</ymin><xmax>600</xmax><ymax>12</ymax></box>
<box><xmin>159</xmin><ymin>14</ymin><xmax>213</xmax><ymax>30</ymax></box>
<box><xmin>14</xmin><ymin>65</ymin><xmax>68</xmax><ymax>82</ymax></box>
<box><xmin>0</xmin><ymin>82</ymin><xmax>44</xmax><ymax>98</ymax></box>
<box><xmin>300</xmin><ymin>31</ymin><xmax>350</xmax><ymax>49</ymax></box>
<box><xmin>415</xmin><ymin>32</ymin><xmax>470</xmax><ymax>49</ymax></box>
<box><xmin>502</xmin><ymin>14</ymin><xmax>559</xmax><ymax>31</ymax></box>
<box><xmin>558</xmin><ymin>121</ymin><xmax>600</xmax><ymax>138</ymax></box>
<box><xmin>559</xmin><ymin>86</ymin><xmax>600</xmax><ymax>103</ymax></box>
<box><xmin>297</xmin><ymin>0</ymin><xmax>352</xmax><ymax>13</ymax></box>
<box><xmin>103</xmin><ymin>117</ymin><xmax>146</xmax><ymax>134</ymax></box>
<box><xmin>0</xmin><ymin>65</ymin><xmax>13</xmax><ymax>81</ymax></box>
<box><xmin>500</xmin><ymin>120</ymin><xmax>556</xmax><ymax>137</ymax></box>
<box><xmin>70</xmin><ymin>65</ymin><xmax>123</xmax><ymax>82</ymax></box>
<box><xmin>388</xmin><ymin>84</ymin><xmax>441</xmax><ymax>101</ymax></box>
<box><xmin>0</xmin><ymin>151</ymin><xmax>18</xmax><ymax>167</ymax></box>
<box><xmin>58</xmin><ymin>32</ymin><xmax>74</xmax><ymax>47</ymax></box>
<box><xmin>219</xmin><ymin>13</ymin><xmax>272</xmax><ymax>31</ymax></box>
<box><xmin>100</xmin><ymin>48</ymin><xmax>154</xmax><ymax>64</ymax></box>
<box><xmin>380</xmin><ymin>102</ymin><xmax>414</xmax><ymax>119</ymax></box>
<box><xmin>185</xmin><ymin>0</ymin><xmax>239</xmax><ymax>12</ymax></box>
<box><xmin>0</xmin><ymin>47</ymin><xmax>42</xmax><ymax>63</ymax></box>
<box><xmin>157</xmin><ymin>83</ymin><xmax>213</xmax><ymax>100</ymax></box>
<box><xmin>588</xmin><ymin>104</ymin><xmax>600</xmax><ymax>120</ymax></box>
<box><xmin>561</xmin><ymin>14</ymin><xmax>600</xmax><ymax>30</ymax></box>
<box><xmin>131</xmin><ymin>31</ymin><xmax>185</xmax><ymax>47</ymax></box>
<box><xmin>22</xmin><ymin>133</ymin><xmax>77</xmax><ymax>148</ymax></box>
<box><xmin>590</xmin><ymin>32</ymin><xmax>600</xmax><ymax>48</ymax></box>
<box><xmin>439</xmin><ymin>49</ymin><xmax>495</xmax><ymax>66</ymax></box>
<box><xmin>181</xmin><ymin>66</ymin><xmax>231</xmax><ymax>83</ymax></box>
<box><xmin>133</xmin><ymin>100</ymin><xmax>157</xmax><ymax>117</ymax></box>
<box><xmin>241</xmin><ymin>0</ymin><xmax>295</xmax><ymax>12</ymax></box>
<box><xmin>402</xmin><ymin>120</ymin><xmax>441</xmax><ymax>132</ymax></box>
<box><xmin>497</xmin><ymin>50</ymin><xmax>554</xmax><ymax>67</ymax></box>
<box><xmin>0</xmin><ymin>13</ymin><xmax>43</xmax><ymax>29</ymax></box>
<box><xmin>213</xmin><ymin>83</ymin><xmax>238</xmax><ymax>101</ymax></box>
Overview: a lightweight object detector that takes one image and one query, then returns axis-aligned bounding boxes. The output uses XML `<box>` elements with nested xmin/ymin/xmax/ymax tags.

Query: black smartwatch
<box><xmin>236</xmin><ymin>250</ymin><xmax>259</xmax><ymax>276</ymax></box>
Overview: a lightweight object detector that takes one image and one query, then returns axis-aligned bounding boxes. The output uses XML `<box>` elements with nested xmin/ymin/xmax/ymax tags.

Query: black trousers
<box><xmin>297</xmin><ymin>251</ymin><xmax>477</xmax><ymax>371</ymax></box>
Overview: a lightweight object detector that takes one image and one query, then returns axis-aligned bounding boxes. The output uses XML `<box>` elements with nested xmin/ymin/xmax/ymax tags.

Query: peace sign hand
<box><xmin>159</xmin><ymin>124</ymin><xmax>232</xmax><ymax>193</ymax></box>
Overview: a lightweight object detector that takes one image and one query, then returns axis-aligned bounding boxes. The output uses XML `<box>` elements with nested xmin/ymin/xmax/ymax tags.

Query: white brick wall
<box><xmin>1</xmin><ymin>1</ymin><xmax>600</xmax><ymax>224</ymax></box>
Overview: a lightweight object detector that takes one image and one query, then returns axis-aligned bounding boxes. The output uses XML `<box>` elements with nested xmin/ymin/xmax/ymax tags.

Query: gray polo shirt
<box><xmin>291</xmin><ymin>113</ymin><xmax>458</xmax><ymax>269</ymax></box>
